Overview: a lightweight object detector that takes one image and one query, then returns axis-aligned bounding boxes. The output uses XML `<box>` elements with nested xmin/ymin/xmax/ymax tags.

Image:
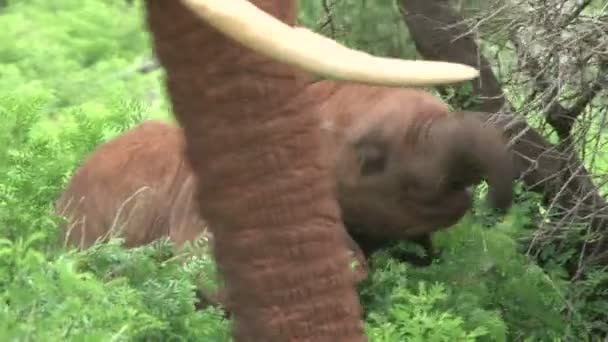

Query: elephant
<box><xmin>56</xmin><ymin>82</ymin><xmax>513</xmax><ymax>259</ymax></box>
<box><xmin>137</xmin><ymin>0</ymin><xmax>483</xmax><ymax>340</ymax></box>
<box><xmin>56</xmin><ymin>80</ymin><xmax>514</xmax><ymax>314</ymax></box>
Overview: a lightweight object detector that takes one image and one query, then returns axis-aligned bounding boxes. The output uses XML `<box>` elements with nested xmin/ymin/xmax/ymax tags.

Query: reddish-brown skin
<box><xmin>143</xmin><ymin>1</ymin><xmax>366</xmax><ymax>340</ymax></box>
<box><xmin>56</xmin><ymin>120</ymin><xmax>197</xmax><ymax>249</ymax></box>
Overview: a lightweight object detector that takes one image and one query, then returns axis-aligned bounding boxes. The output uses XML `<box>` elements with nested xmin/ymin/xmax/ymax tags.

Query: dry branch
<box><xmin>399</xmin><ymin>0</ymin><xmax>608</xmax><ymax>276</ymax></box>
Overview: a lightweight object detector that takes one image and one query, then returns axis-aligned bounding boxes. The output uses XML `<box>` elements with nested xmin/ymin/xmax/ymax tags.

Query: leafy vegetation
<box><xmin>1</xmin><ymin>0</ymin><xmax>607</xmax><ymax>340</ymax></box>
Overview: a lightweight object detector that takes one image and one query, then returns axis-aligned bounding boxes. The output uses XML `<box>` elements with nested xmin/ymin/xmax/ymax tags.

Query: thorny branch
<box><xmin>506</xmin><ymin>0</ymin><xmax>607</xmax><ymax>140</ymax></box>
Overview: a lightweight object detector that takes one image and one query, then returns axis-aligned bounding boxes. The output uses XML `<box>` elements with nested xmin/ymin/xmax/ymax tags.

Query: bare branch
<box><xmin>398</xmin><ymin>0</ymin><xmax>608</xmax><ymax>277</ymax></box>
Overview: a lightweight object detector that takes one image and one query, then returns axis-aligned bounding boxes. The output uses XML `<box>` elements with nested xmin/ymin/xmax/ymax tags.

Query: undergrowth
<box><xmin>1</xmin><ymin>0</ymin><xmax>606</xmax><ymax>341</ymax></box>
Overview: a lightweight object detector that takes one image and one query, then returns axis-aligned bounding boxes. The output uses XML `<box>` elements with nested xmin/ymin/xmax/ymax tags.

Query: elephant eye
<box><xmin>356</xmin><ymin>143</ymin><xmax>387</xmax><ymax>176</ymax></box>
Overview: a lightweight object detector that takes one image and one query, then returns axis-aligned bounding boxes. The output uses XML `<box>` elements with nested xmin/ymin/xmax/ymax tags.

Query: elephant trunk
<box><xmin>144</xmin><ymin>1</ymin><xmax>365</xmax><ymax>341</ymax></box>
<box><xmin>429</xmin><ymin>112</ymin><xmax>515</xmax><ymax>210</ymax></box>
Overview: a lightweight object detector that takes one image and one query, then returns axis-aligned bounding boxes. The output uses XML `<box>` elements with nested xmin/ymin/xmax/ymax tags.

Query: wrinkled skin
<box><xmin>146</xmin><ymin>2</ymin><xmax>367</xmax><ymax>340</ymax></box>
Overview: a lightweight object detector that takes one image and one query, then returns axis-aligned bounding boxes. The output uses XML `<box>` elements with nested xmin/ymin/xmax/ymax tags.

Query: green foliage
<box><xmin>359</xmin><ymin>208</ymin><xmax>578</xmax><ymax>341</ymax></box>
<box><xmin>442</xmin><ymin>82</ymin><xmax>484</xmax><ymax>111</ymax></box>
<box><xmin>362</xmin><ymin>258</ymin><xmax>495</xmax><ymax>342</ymax></box>
<box><xmin>298</xmin><ymin>1</ymin><xmax>419</xmax><ymax>60</ymax></box>
<box><xmin>2</xmin><ymin>0</ymin><xmax>607</xmax><ymax>341</ymax></box>
<box><xmin>0</xmin><ymin>1</ymin><xmax>226</xmax><ymax>340</ymax></box>
<box><xmin>0</xmin><ymin>235</ymin><xmax>229</xmax><ymax>340</ymax></box>
<box><xmin>0</xmin><ymin>0</ymin><xmax>172</xmax><ymax>130</ymax></box>
<box><xmin>0</xmin><ymin>0</ymin><xmax>147</xmax><ymax>105</ymax></box>
<box><xmin>0</xmin><ymin>83</ymin><xmax>229</xmax><ymax>341</ymax></box>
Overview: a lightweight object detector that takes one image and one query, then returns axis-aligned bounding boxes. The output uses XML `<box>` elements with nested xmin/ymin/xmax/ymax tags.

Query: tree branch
<box><xmin>398</xmin><ymin>0</ymin><xmax>608</xmax><ymax>275</ymax></box>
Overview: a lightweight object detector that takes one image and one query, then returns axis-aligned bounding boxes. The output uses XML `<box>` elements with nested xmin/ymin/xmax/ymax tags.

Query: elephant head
<box><xmin>311</xmin><ymin>81</ymin><xmax>515</xmax><ymax>257</ymax></box>
<box><xmin>67</xmin><ymin>0</ymin><xmax>481</xmax><ymax>339</ymax></box>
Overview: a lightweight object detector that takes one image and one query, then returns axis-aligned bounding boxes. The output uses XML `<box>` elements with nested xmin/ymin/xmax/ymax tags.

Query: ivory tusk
<box><xmin>181</xmin><ymin>0</ymin><xmax>480</xmax><ymax>86</ymax></box>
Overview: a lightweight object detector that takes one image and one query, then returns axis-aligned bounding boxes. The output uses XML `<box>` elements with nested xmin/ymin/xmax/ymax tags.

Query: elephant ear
<box><xmin>429</xmin><ymin>112</ymin><xmax>515</xmax><ymax>211</ymax></box>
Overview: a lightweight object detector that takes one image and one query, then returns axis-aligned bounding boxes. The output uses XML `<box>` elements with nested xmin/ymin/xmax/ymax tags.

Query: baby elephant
<box><xmin>55</xmin><ymin>82</ymin><xmax>515</xmax><ymax>310</ymax></box>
